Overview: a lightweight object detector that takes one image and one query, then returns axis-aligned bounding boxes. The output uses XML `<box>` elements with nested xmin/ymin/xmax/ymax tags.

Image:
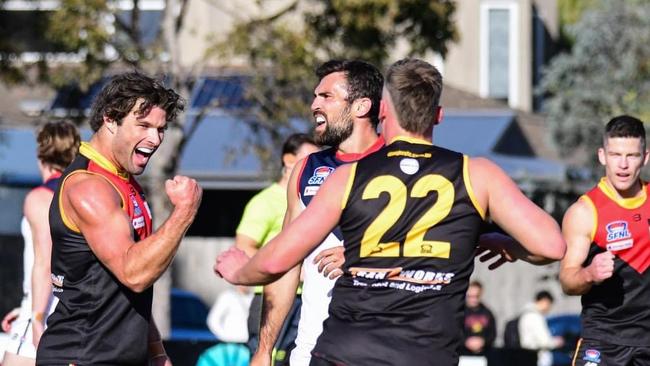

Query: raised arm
<box><xmin>215</xmin><ymin>164</ymin><xmax>352</xmax><ymax>285</ymax></box>
<box><xmin>469</xmin><ymin>157</ymin><xmax>566</xmax><ymax>262</ymax></box>
<box><xmin>252</xmin><ymin>160</ymin><xmax>305</xmax><ymax>365</ymax></box>
<box><xmin>63</xmin><ymin>174</ymin><xmax>201</xmax><ymax>292</ymax></box>
<box><xmin>26</xmin><ymin>187</ymin><xmax>55</xmax><ymax>346</ymax></box>
<box><xmin>559</xmin><ymin>199</ymin><xmax>612</xmax><ymax>295</ymax></box>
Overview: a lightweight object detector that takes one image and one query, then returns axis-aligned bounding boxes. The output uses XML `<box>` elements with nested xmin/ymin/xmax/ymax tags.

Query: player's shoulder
<box><xmin>63</xmin><ymin>171</ymin><xmax>122</xmax><ymax>206</ymax></box>
<box><xmin>562</xmin><ymin>197</ymin><xmax>594</xmax><ymax>232</ymax></box>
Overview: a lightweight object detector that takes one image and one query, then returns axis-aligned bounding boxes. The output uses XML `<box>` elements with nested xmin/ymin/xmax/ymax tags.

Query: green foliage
<box><xmin>212</xmin><ymin>0</ymin><xmax>457</xmax><ymax>130</ymax></box>
<box><xmin>539</xmin><ymin>0</ymin><xmax>650</xmax><ymax>166</ymax></box>
<box><xmin>305</xmin><ymin>0</ymin><xmax>456</xmax><ymax>66</ymax></box>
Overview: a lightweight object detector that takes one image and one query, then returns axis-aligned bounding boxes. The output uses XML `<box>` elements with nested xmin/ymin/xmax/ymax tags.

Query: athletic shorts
<box><xmin>4</xmin><ymin>308</ymin><xmax>36</xmax><ymax>359</ymax></box>
<box><xmin>572</xmin><ymin>338</ymin><xmax>650</xmax><ymax>366</ymax></box>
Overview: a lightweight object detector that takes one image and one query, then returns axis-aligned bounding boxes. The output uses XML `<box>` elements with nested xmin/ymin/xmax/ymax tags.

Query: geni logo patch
<box><xmin>606</xmin><ymin>220</ymin><xmax>631</xmax><ymax>242</ymax></box>
<box><xmin>308</xmin><ymin>166</ymin><xmax>334</xmax><ymax>185</ymax></box>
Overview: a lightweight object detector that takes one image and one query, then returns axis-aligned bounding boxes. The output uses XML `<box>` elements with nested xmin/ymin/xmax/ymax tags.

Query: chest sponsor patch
<box><xmin>308</xmin><ymin>166</ymin><xmax>334</xmax><ymax>185</ymax></box>
<box><xmin>304</xmin><ymin>185</ymin><xmax>320</xmax><ymax>196</ymax></box>
<box><xmin>606</xmin><ymin>220</ymin><xmax>631</xmax><ymax>242</ymax></box>
<box><xmin>606</xmin><ymin>239</ymin><xmax>633</xmax><ymax>252</ymax></box>
<box><xmin>133</xmin><ymin>215</ymin><xmax>145</xmax><ymax>229</ymax></box>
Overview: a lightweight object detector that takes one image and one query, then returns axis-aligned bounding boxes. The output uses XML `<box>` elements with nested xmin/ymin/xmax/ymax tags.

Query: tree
<box><xmin>0</xmin><ymin>0</ymin><xmax>458</xmax><ymax>336</ymax></box>
<box><xmin>539</xmin><ymin>0</ymin><xmax>650</xmax><ymax>172</ymax></box>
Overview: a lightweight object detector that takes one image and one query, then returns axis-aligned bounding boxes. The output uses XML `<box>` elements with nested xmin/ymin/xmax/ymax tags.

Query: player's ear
<box><xmin>434</xmin><ymin>107</ymin><xmax>443</xmax><ymax>125</ymax></box>
<box><xmin>353</xmin><ymin>98</ymin><xmax>372</xmax><ymax>118</ymax></box>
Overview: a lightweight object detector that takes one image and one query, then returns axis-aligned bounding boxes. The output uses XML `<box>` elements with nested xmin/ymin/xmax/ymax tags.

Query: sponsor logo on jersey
<box><xmin>133</xmin><ymin>216</ymin><xmax>145</xmax><ymax>229</ymax></box>
<box><xmin>585</xmin><ymin>362</ymin><xmax>598</xmax><ymax>366</ymax></box>
<box><xmin>51</xmin><ymin>273</ymin><xmax>64</xmax><ymax>292</ymax></box>
<box><xmin>606</xmin><ymin>220</ymin><xmax>631</xmax><ymax>241</ymax></box>
<box><xmin>583</xmin><ymin>349</ymin><xmax>601</xmax><ymax>363</ymax></box>
<box><xmin>308</xmin><ymin>166</ymin><xmax>335</xmax><ymax>185</ymax></box>
<box><xmin>349</xmin><ymin>267</ymin><xmax>455</xmax><ymax>285</ymax></box>
<box><xmin>304</xmin><ymin>185</ymin><xmax>320</xmax><ymax>196</ymax></box>
<box><xmin>130</xmin><ymin>194</ymin><xmax>142</xmax><ymax>216</ymax></box>
<box><xmin>400</xmin><ymin>158</ymin><xmax>420</xmax><ymax>175</ymax></box>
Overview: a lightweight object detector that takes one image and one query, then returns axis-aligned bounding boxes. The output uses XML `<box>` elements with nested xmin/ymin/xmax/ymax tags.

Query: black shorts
<box><xmin>572</xmin><ymin>338</ymin><xmax>650</xmax><ymax>366</ymax></box>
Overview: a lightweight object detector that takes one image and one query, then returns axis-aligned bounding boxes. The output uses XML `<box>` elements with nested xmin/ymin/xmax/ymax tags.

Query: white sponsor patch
<box><xmin>304</xmin><ymin>186</ymin><xmax>320</xmax><ymax>196</ymax></box>
<box><xmin>132</xmin><ymin>216</ymin><xmax>145</xmax><ymax>229</ymax></box>
<box><xmin>399</xmin><ymin>158</ymin><xmax>419</xmax><ymax>175</ymax></box>
<box><xmin>606</xmin><ymin>239</ymin><xmax>633</xmax><ymax>252</ymax></box>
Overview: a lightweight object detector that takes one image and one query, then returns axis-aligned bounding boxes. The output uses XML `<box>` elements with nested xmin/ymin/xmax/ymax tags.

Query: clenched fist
<box><xmin>587</xmin><ymin>251</ymin><xmax>615</xmax><ymax>284</ymax></box>
<box><xmin>165</xmin><ymin>175</ymin><xmax>202</xmax><ymax>215</ymax></box>
<box><xmin>214</xmin><ymin>247</ymin><xmax>250</xmax><ymax>285</ymax></box>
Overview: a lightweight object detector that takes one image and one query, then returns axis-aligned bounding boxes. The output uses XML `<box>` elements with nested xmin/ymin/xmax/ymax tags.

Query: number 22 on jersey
<box><xmin>360</xmin><ymin>174</ymin><xmax>454</xmax><ymax>258</ymax></box>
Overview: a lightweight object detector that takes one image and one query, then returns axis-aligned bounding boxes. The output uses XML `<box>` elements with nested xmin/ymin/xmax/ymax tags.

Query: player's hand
<box><xmin>214</xmin><ymin>247</ymin><xmax>250</xmax><ymax>284</ymax></box>
<box><xmin>476</xmin><ymin>232</ymin><xmax>518</xmax><ymax>270</ymax></box>
<box><xmin>464</xmin><ymin>336</ymin><xmax>485</xmax><ymax>353</ymax></box>
<box><xmin>586</xmin><ymin>251</ymin><xmax>614</xmax><ymax>284</ymax></box>
<box><xmin>165</xmin><ymin>175</ymin><xmax>202</xmax><ymax>214</ymax></box>
<box><xmin>1</xmin><ymin>307</ymin><xmax>20</xmax><ymax>332</ymax></box>
<box><xmin>314</xmin><ymin>246</ymin><xmax>345</xmax><ymax>279</ymax></box>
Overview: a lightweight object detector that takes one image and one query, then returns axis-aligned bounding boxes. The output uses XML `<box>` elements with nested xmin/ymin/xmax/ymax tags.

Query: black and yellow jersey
<box><xmin>312</xmin><ymin>137</ymin><xmax>485</xmax><ymax>366</ymax></box>
<box><xmin>37</xmin><ymin>142</ymin><xmax>153</xmax><ymax>366</ymax></box>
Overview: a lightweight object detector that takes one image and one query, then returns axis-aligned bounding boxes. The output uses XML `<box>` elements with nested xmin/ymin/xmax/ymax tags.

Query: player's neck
<box><xmin>336</xmin><ymin>122</ymin><xmax>378</xmax><ymax>155</ymax></box>
<box><xmin>604</xmin><ymin>178</ymin><xmax>645</xmax><ymax>200</ymax></box>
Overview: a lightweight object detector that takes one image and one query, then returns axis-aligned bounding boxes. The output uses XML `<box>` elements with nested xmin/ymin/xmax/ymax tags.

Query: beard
<box><xmin>315</xmin><ymin>105</ymin><xmax>354</xmax><ymax>147</ymax></box>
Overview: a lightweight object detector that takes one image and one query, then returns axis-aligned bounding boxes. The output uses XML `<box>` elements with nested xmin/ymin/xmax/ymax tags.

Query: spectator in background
<box><xmin>233</xmin><ymin>133</ymin><xmax>318</xmax><ymax>363</ymax></box>
<box><xmin>461</xmin><ymin>281</ymin><xmax>496</xmax><ymax>357</ymax></box>
<box><xmin>519</xmin><ymin>290</ymin><xmax>564</xmax><ymax>366</ymax></box>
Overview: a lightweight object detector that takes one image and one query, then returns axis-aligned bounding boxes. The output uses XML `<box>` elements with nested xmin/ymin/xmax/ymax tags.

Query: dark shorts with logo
<box><xmin>573</xmin><ymin>338</ymin><xmax>650</xmax><ymax>366</ymax></box>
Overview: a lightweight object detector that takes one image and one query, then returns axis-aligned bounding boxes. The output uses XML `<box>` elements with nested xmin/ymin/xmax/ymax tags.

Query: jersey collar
<box><xmin>335</xmin><ymin>135</ymin><xmax>385</xmax><ymax>162</ymax></box>
<box><xmin>389</xmin><ymin>136</ymin><xmax>432</xmax><ymax>146</ymax></box>
<box><xmin>79</xmin><ymin>142</ymin><xmax>130</xmax><ymax>180</ymax></box>
<box><xmin>597</xmin><ymin>177</ymin><xmax>647</xmax><ymax>209</ymax></box>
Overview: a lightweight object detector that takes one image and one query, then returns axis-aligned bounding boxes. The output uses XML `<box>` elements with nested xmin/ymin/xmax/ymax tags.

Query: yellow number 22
<box><xmin>359</xmin><ymin>174</ymin><xmax>454</xmax><ymax>258</ymax></box>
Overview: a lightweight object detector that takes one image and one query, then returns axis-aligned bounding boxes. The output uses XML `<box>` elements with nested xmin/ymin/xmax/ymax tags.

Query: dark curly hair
<box><xmin>88</xmin><ymin>72</ymin><xmax>185</xmax><ymax>132</ymax></box>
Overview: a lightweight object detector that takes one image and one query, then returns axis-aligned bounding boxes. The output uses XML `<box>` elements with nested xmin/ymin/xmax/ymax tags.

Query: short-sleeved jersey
<box><xmin>579</xmin><ymin>178</ymin><xmax>650</xmax><ymax>346</ymax></box>
<box><xmin>290</xmin><ymin>138</ymin><xmax>383</xmax><ymax>366</ymax></box>
<box><xmin>38</xmin><ymin>142</ymin><xmax>154</xmax><ymax>366</ymax></box>
<box><xmin>236</xmin><ymin>183</ymin><xmax>286</xmax><ymax>294</ymax></box>
<box><xmin>236</xmin><ymin>183</ymin><xmax>286</xmax><ymax>246</ymax></box>
<box><xmin>312</xmin><ymin>137</ymin><xmax>485</xmax><ymax>366</ymax></box>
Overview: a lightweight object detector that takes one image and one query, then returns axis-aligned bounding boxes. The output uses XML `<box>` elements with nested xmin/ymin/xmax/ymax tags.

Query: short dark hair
<box><xmin>282</xmin><ymin>133</ymin><xmax>316</xmax><ymax>157</ymax></box>
<box><xmin>604</xmin><ymin>115</ymin><xmax>646</xmax><ymax>149</ymax></box>
<box><xmin>88</xmin><ymin>72</ymin><xmax>185</xmax><ymax>132</ymax></box>
<box><xmin>535</xmin><ymin>290</ymin><xmax>554</xmax><ymax>303</ymax></box>
<box><xmin>385</xmin><ymin>58</ymin><xmax>443</xmax><ymax>135</ymax></box>
<box><xmin>469</xmin><ymin>280</ymin><xmax>483</xmax><ymax>290</ymax></box>
<box><xmin>37</xmin><ymin>120</ymin><xmax>80</xmax><ymax>171</ymax></box>
<box><xmin>315</xmin><ymin>60</ymin><xmax>383</xmax><ymax>127</ymax></box>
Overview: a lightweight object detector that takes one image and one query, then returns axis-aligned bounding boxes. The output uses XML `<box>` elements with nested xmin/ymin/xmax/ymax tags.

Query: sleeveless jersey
<box><xmin>38</xmin><ymin>142</ymin><xmax>154</xmax><ymax>366</ymax></box>
<box><xmin>312</xmin><ymin>138</ymin><xmax>485</xmax><ymax>366</ymax></box>
<box><xmin>290</xmin><ymin>137</ymin><xmax>383</xmax><ymax>366</ymax></box>
<box><xmin>579</xmin><ymin>178</ymin><xmax>650</xmax><ymax>346</ymax></box>
<box><xmin>6</xmin><ymin>176</ymin><xmax>61</xmax><ymax>358</ymax></box>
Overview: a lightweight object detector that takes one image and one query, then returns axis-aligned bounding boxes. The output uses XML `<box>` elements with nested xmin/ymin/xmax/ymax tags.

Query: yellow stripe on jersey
<box><xmin>79</xmin><ymin>142</ymin><xmax>129</xmax><ymax>181</ymax></box>
<box><xmin>462</xmin><ymin>155</ymin><xmax>486</xmax><ymax>220</ymax></box>
<box><xmin>59</xmin><ymin>171</ymin><xmax>127</xmax><ymax>233</ymax></box>
<box><xmin>597</xmin><ymin>177</ymin><xmax>647</xmax><ymax>209</ymax></box>
<box><xmin>389</xmin><ymin>136</ymin><xmax>433</xmax><ymax>146</ymax></box>
<box><xmin>342</xmin><ymin>163</ymin><xmax>357</xmax><ymax>210</ymax></box>
<box><xmin>579</xmin><ymin>195</ymin><xmax>598</xmax><ymax>242</ymax></box>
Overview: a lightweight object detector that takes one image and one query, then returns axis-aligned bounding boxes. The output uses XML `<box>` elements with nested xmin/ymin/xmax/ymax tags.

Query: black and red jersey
<box><xmin>38</xmin><ymin>142</ymin><xmax>153</xmax><ymax>366</ymax></box>
<box><xmin>579</xmin><ymin>178</ymin><xmax>650</xmax><ymax>346</ymax></box>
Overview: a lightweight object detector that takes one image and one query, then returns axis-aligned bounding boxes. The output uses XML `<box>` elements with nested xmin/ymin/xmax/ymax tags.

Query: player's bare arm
<box><xmin>25</xmin><ymin>188</ymin><xmax>54</xmax><ymax>345</ymax></box>
<box><xmin>64</xmin><ymin>173</ymin><xmax>202</xmax><ymax>292</ymax></box>
<box><xmin>469</xmin><ymin>157</ymin><xmax>566</xmax><ymax>262</ymax></box>
<box><xmin>216</xmin><ymin>164</ymin><xmax>351</xmax><ymax>285</ymax></box>
<box><xmin>234</xmin><ymin>233</ymin><xmax>260</xmax><ymax>257</ymax></box>
<box><xmin>559</xmin><ymin>199</ymin><xmax>613</xmax><ymax>295</ymax></box>
<box><xmin>252</xmin><ymin>159</ymin><xmax>305</xmax><ymax>365</ymax></box>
